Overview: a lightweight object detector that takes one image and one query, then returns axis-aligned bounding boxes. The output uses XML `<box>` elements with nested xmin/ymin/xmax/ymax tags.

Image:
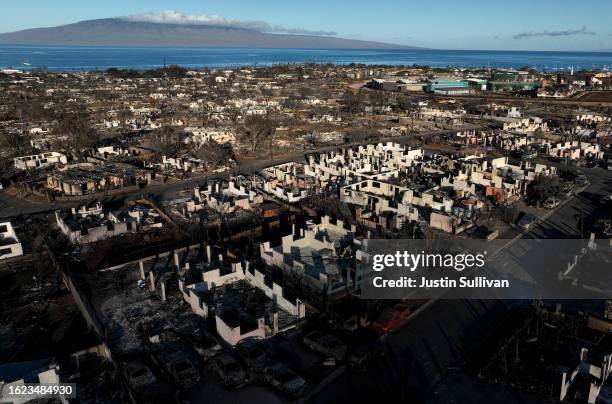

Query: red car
<box><xmin>372</xmin><ymin>303</ymin><xmax>412</xmax><ymax>334</ymax></box>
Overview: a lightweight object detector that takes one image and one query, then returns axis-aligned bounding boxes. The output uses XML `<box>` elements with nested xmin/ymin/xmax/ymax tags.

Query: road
<box><xmin>347</xmin><ymin>82</ymin><xmax>612</xmax><ymax>107</ymax></box>
<box><xmin>303</xmin><ymin>165</ymin><xmax>612</xmax><ymax>403</ymax></box>
<box><xmin>488</xmin><ymin>166</ymin><xmax>611</xmax><ymax>295</ymax></box>
<box><xmin>524</xmin><ymin>166</ymin><xmax>611</xmax><ymax>239</ymax></box>
<box><xmin>407</xmin><ymin>91</ymin><xmax>612</xmax><ymax>107</ymax></box>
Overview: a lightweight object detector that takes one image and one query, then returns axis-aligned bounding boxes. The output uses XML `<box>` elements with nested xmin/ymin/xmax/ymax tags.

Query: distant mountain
<box><xmin>0</xmin><ymin>18</ymin><xmax>414</xmax><ymax>49</ymax></box>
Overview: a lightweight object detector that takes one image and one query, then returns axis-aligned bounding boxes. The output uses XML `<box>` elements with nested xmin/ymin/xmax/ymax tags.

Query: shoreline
<box><xmin>2</xmin><ymin>46</ymin><xmax>611</xmax><ymax>72</ymax></box>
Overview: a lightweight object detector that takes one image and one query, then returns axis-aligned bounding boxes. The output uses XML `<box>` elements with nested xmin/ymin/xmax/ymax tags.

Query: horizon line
<box><xmin>1</xmin><ymin>43</ymin><xmax>612</xmax><ymax>53</ymax></box>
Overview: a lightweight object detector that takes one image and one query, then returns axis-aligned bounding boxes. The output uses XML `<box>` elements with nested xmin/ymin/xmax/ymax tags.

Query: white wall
<box><xmin>0</xmin><ymin>222</ymin><xmax>23</xmax><ymax>260</ymax></box>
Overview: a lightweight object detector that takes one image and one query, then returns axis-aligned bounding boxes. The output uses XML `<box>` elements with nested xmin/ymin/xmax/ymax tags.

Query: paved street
<box><xmin>305</xmin><ymin>165</ymin><xmax>612</xmax><ymax>402</ymax></box>
<box><xmin>524</xmin><ymin>166</ymin><xmax>611</xmax><ymax>239</ymax></box>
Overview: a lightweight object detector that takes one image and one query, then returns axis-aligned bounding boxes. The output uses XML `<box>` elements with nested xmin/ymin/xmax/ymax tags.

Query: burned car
<box><xmin>235</xmin><ymin>338</ymin><xmax>269</xmax><ymax>372</ymax></box>
<box><xmin>263</xmin><ymin>364</ymin><xmax>307</xmax><ymax>398</ymax></box>
<box><xmin>303</xmin><ymin>331</ymin><xmax>347</xmax><ymax>360</ymax></box>
<box><xmin>121</xmin><ymin>359</ymin><xmax>157</xmax><ymax>392</ymax></box>
<box><xmin>194</xmin><ymin>331</ymin><xmax>223</xmax><ymax>361</ymax></box>
<box><xmin>153</xmin><ymin>351</ymin><xmax>200</xmax><ymax>389</ymax></box>
<box><xmin>210</xmin><ymin>353</ymin><xmax>248</xmax><ymax>389</ymax></box>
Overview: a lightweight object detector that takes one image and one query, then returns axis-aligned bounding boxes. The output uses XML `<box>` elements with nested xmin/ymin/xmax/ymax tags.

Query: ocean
<box><xmin>1</xmin><ymin>45</ymin><xmax>611</xmax><ymax>71</ymax></box>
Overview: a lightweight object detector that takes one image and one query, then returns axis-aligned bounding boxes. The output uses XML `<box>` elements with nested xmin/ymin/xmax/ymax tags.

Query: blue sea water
<box><xmin>0</xmin><ymin>45</ymin><xmax>611</xmax><ymax>71</ymax></box>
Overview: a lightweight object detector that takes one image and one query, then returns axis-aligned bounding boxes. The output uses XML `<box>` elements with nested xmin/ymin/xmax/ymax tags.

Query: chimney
<box><xmin>139</xmin><ymin>260</ymin><xmax>145</xmax><ymax>280</ymax></box>
<box><xmin>206</xmin><ymin>245</ymin><xmax>211</xmax><ymax>262</ymax></box>
<box><xmin>149</xmin><ymin>271</ymin><xmax>155</xmax><ymax>291</ymax></box>
<box><xmin>161</xmin><ymin>281</ymin><xmax>166</xmax><ymax>302</ymax></box>
<box><xmin>174</xmin><ymin>251</ymin><xmax>180</xmax><ymax>268</ymax></box>
<box><xmin>297</xmin><ymin>299</ymin><xmax>306</xmax><ymax>318</ymax></box>
<box><xmin>348</xmin><ymin>266</ymin><xmax>355</xmax><ymax>287</ymax></box>
<box><xmin>218</xmin><ymin>253</ymin><xmax>223</xmax><ymax>263</ymax></box>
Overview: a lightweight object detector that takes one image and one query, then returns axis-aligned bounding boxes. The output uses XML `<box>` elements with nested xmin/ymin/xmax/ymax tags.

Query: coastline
<box><xmin>2</xmin><ymin>45</ymin><xmax>611</xmax><ymax>72</ymax></box>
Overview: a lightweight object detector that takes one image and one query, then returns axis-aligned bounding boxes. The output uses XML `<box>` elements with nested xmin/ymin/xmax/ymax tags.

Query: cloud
<box><xmin>124</xmin><ymin>11</ymin><xmax>337</xmax><ymax>36</ymax></box>
<box><xmin>493</xmin><ymin>35</ymin><xmax>500</xmax><ymax>39</ymax></box>
<box><xmin>513</xmin><ymin>26</ymin><xmax>595</xmax><ymax>40</ymax></box>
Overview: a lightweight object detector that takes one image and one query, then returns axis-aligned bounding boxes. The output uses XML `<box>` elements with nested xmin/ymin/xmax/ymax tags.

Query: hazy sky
<box><xmin>2</xmin><ymin>0</ymin><xmax>611</xmax><ymax>51</ymax></box>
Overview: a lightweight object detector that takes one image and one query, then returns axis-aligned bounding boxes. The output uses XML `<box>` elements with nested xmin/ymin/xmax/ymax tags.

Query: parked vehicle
<box><xmin>153</xmin><ymin>351</ymin><xmax>200</xmax><ymax>388</ymax></box>
<box><xmin>210</xmin><ymin>353</ymin><xmax>248</xmax><ymax>389</ymax></box>
<box><xmin>302</xmin><ymin>331</ymin><xmax>347</xmax><ymax>360</ymax></box>
<box><xmin>517</xmin><ymin>214</ymin><xmax>539</xmax><ymax>231</ymax></box>
<box><xmin>542</xmin><ymin>197</ymin><xmax>560</xmax><ymax>209</ymax></box>
<box><xmin>263</xmin><ymin>364</ymin><xmax>307</xmax><ymax>398</ymax></box>
<box><xmin>574</xmin><ymin>174</ymin><xmax>589</xmax><ymax>187</ymax></box>
<box><xmin>347</xmin><ymin>342</ymin><xmax>386</xmax><ymax>370</ymax></box>
<box><xmin>372</xmin><ymin>303</ymin><xmax>412</xmax><ymax>334</ymax></box>
<box><xmin>557</xmin><ymin>182</ymin><xmax>574</xmax><ymax>199</ymax></box>
<box><xmin>194</xmin><ymin>331</ymin><xmax>223</xmax><ymax>361</ymax></box>
<box><xmin>235</xmin><ymin>339</ymin><xmax>269</xmax><ymax>372</ymax></box>
<box><xmin>121</xmin><ymin>360</ymin><xmax>157</xmax><ymax>393</ymax></box>
<box><xmin>121</xmin><ymin>359</ymin><xmax>175</xmax><ymax>404</ymax></box>
<box><xmin>599</xmin><ymin>195</ymin><xmax>612</xmax><ymax>206</ymax></box>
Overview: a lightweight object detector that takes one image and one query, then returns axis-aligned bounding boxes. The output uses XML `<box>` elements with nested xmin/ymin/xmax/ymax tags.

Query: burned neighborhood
<box><xmin>1</xmin><ymin>19</ymin><xmax>612</xmax><ymax>404</ymax></box>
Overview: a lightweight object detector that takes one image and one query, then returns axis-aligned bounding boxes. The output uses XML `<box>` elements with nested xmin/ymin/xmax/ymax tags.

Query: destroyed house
<box><xmin>547</xmin><ymin>141</ymin><xmax>604</xmax><ymax>161</ymax></box>
<box><xmin>0</xmin><ymin>221</ymin><xmax>23</xmax><ymax>260</ymax></box>
<box><xmin>189</xmin><ymin>180</ymin><xmax>264</xmax><ymax>215</ymax></box>
<box><xmin>177</xmin><ymin>253</ymin><xmax>302</xmax><ymax>346</ymax></box>
<box><xmin>55</xmin><ymin>201</ymin><xmax>162</xmax><ymax>244</ymax></box>
<box><xmin>14</xmin><ymin>152</ymin><xmax>67</xmax><ymax>171</ymax></box>
<box><xmin>260</xmin><ymin>217</ymin><xmax>359</xmax><ymax>295</ymax></box>
<box><xmin>259</xmin><ymin>162</ymin><xmax>315</xmax><ymax>202</ymax></box>
<box><xmin>213</xmin><ymin>281</ymin><xmax>296</xmax><ymax>346</ymax></box>
<box><xmin>47</xmin><ymin>163</ymin><xmax>151</xmax><ymax>196</ymax></box>
<box><xmin>55</xmin><ymin>203</ymin><xmax>132</xmax><ymax>244</ymax></box>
